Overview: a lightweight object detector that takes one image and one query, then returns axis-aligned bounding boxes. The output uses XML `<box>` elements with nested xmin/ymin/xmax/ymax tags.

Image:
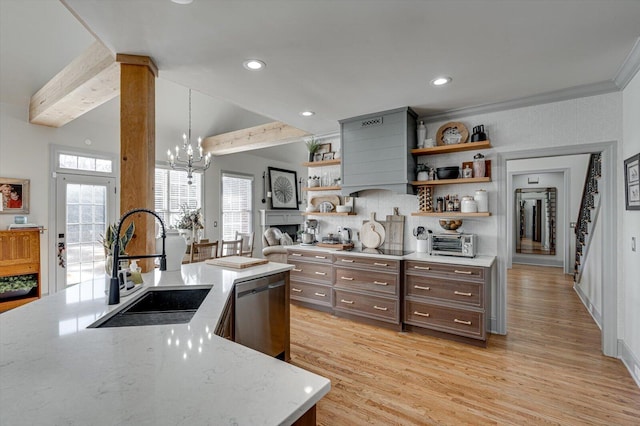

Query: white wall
<box><xmin>621</xmin><ymin>68</ymin><xmax>640</xmax><ymax>385</ymax></box>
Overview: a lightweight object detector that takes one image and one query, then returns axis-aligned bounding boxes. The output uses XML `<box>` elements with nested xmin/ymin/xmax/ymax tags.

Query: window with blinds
<box><xmin>154</xmin><ymin>168</ymin><xmax>202</xmax><ymax>228</ymax></box>
<box><xmin>221</xmin><ymin>173</ymin><xmax>253</xmax><ymax>240</ymax></box>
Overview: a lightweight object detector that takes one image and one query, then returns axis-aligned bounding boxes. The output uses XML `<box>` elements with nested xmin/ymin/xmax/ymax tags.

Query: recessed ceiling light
<box><xmin>431</xmin><ymin>76</ymin><xmax>452</xmax><ymax>86</ymax></box>
<box><xmin>299</xmin><ymin>111</ymin><xmax>315</xmax><ymax>117</ymax></box>
<box><xmin>171</xmin><ymin>0</ymin><xmax>193</xmax><ymax>4</ymax></box>
<box><xmin>243</xmin><ymin>59</ymin><xmax>265</xmax><ymax>70</ymax></box>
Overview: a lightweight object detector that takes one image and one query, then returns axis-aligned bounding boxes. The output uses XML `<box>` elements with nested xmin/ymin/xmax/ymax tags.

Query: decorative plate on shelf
<box><xmin>436</xmin><ymin>122</ymin><xmax>469</xmax><ymax>146</ymax></box>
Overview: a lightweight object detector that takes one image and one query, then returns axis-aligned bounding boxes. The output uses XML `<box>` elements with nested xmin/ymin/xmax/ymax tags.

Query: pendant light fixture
<box><xmin>167</xmin><ymin>89</ymin><xmax>212</xmax><ymax>184</ymax></box>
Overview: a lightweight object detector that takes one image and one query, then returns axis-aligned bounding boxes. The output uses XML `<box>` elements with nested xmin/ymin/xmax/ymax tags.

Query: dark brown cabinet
<box><xmin>404</xmin><ymin>260</ymin><xmax>491</xmax><ymax>346</ymax></box>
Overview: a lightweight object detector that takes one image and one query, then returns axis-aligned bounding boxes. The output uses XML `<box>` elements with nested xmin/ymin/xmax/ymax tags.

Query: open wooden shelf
<box><xmin>411</xmin><ymin>140</ymin><xmax>492</xmax><ymax>156</ymax></box>
<box><xmin>302</xmin><ymin>159</ymin><xmax>341</xmax><ymax>167</ymax></box>
<box><xmin>411</xmin><ymin>212</ymin><xmax>492</xmax><ymax>217</ymax></box>
<box><xmin>412</xmin><ymin>177</ymin><xmax>491</xmax><ymax>186</ymax></box>
<box><xmin>302</xmin><ymin>212</ymin><xmax>356</xmax><ymax>216</ymax></box>
<box><xmin>303</xmin><ymin>186</ymin><xmax>341</xmax><ymax>191</ymax></box>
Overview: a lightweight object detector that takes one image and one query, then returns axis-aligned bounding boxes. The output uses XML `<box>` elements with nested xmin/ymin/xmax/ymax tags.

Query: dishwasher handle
<box><xmin>235</xmin><ymin>272</ymin><xmax>286</xmax><ymax>299</ymax></box>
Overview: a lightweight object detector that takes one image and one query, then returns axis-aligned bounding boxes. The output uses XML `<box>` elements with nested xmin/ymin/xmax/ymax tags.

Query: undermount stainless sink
<box><xmin>89</xmin><ymin>287</ymin><xmax>212</xmax><ymax>329</ymax></box>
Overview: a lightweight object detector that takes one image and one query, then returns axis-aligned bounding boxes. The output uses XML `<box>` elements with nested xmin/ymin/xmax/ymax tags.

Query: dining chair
<box><xmin>190</xmin><ymin>241</ymin><xmax>219</xmax><ymax>263</ymax></box>
<box><xmin>219</xmin><ymin>239</ymin><xmax>242</xmax><ymax>257</ymax></box>
<box><xmin>234</xmin><ymin>231</ymin><xmax>255</xmax><ymax>257</ymax></box>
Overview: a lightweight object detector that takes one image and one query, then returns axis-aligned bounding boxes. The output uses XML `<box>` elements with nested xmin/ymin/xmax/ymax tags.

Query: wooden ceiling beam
<box><xmin>29</xmin><ymin>41</ymin><xmax>120</xmax><ymax>128</ymax></box>
<box><xmin>202</xmin><ymin>121</ymin><xmax>310</xmax><ymax>155</ymax></box>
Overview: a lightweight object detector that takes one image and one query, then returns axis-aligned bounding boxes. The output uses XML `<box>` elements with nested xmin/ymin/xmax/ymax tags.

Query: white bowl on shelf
<box><xmin>335</xmin><ymin>205</ymin><xmax>351</xmax><ymax>213</ymax></box>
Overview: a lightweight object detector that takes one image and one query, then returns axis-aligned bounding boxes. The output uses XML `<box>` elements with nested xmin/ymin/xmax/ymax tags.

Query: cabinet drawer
<box><xmin>334</xmin><ymin>254</ymin><xmax>399</xmax><ymax>272</ymax></box>
<box><xmin>289</xmin><ymin>261</ymin><xmax>333</xmax><ymax>284</ymax></box>
<box><xmin>334</xmin><ymin>289</ymin><xmax>398</xmax><ymax>323</ymax></box>
<box><xmin>405</xmin><ymin>260</ymin><xmax>484</xmax><ymax>281</ymax></box>
<box><xmin>406</xmin><ymin>274</ymin><xmax>483</xmax><ymax>308</ymax></box>
<box><xmin>290</xmin><ymin>281</ymin><xmax>332</xmax><ymax>307</ymax></box>
<box><xmin>405</xmin><ymin>300</ymin><xmax>485</xmax><ymax>340</ymax></box>
<box><xmin>288</xmin><ymin>250</ymin><xmax>332</xmax><ymax>264</ymax></box>
<box><xmin>334</xmin><ymin>267</ymin><xmax>398</xmax><ymax>295</ymax></box>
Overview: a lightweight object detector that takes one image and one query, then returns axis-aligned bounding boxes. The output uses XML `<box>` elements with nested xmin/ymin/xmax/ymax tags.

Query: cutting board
<box><xmin>316</xmin><ymin>242</ymin><xmax>354</xmax><ymax>250</ymax></box>
<box><xmin>310</xmin><ymin>195</ymin><xmax>340</xmax><ymax>208</ymax></box>
<box><xmin>361</xmin><ymin>212</ymin><xmax>385</xmax><ymax>248</ymax></box>
<box><xmin>383</xmin><ymin>208</ymin><xmax>405</xmax><ymax>252</ymax></box>
<box><xmin>206</xmin><ymin>256</ymin><xmax>269</xmax><ymax>269</ymax></box>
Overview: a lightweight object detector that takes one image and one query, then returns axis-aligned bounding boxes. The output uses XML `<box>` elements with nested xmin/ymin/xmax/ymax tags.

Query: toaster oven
<box><xmin>430</xmin><ymin>233</ymin><xmax>476</xmax><ymax>258</ymax></box>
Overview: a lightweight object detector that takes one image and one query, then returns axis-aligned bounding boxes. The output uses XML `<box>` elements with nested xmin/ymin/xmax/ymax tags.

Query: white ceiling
<box><xmin>2</xmin><ymin>0</ymin><xmax>640</xmax><ymax>150</ymax></box>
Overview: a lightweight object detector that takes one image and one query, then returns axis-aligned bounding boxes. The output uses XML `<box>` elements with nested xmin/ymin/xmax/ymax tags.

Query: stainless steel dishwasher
<box><xmin>234</xmin><ymin>271</ymin><xmax>288</xmax><ymax>360</ymax></box>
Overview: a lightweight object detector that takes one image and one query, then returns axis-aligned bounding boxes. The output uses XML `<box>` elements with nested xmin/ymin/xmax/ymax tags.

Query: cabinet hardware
<box><xmin>314</xmin><ymin>271</ymin><xmax>326</xmax><ymax>275</ymax></box>
<box><xmin>373</xmin><ymin>281</ymin><xmax>388</xmax><ymax>286</ymax></box>
<box><xmin>292</xmin><ymin>288</ymin><xmax>302</xmax><ymax>293</ymax></box>
<box><xmin>414</xmin><ymin>266</ymin><xmax>430</xmax><ymax>270</ymax></box>
<box><xmin>341</xmin><ymin>259</ymin><xmax>354</xmax><ymax>263</ymax></box>
<box><xmin>414</xmin><ymin>311</ymin><xmax>430</xmax><ymax>317</ymax></box>
<box><xmin>414</xmin><ymin>285</ymin><xmax>431</xmax><ymax>290</ymax></box>
<box><xmin>315</xmin><ymin>255</ymin><xmax>327</xmax><ymax>259</ymax></box>
<box><xmin>340</xmin><ymin>276</ymin><xmax>354</xmax><ymax>281</ymax></box>
<box><xmin>454</xmin><ymin>291</ymin><xmax>472</xmax><ymax>297</ymax></box>
<box><xmin>373</xmin><ymin>305</ymin><xmax>388</xmax><ymax>311</ymax></box>
<box><xmin>292</xmin><ymin>268</ymin><xmax>302</xmax><ymax>272</ymax></box>
<box><xmin>291</xmin><ymin>253</ymin><xmax>303</xmax><ymax>257</ymax></box>
<box><xmin>374</xmin><ymin>262</ymin><xmax>388</xmax><ymax>266</ymax></box>
<box><xmin>454</xmin><ymin>270</ymin><xmax>472</xmax><ymax>275</ymax></box>
<box><xmin>314</xmin><ymin>292</ymin><xmax>326</xmax><ymax>297</ymax></box>
<box><xmin>454</xmin><ymin>319</ymin><xmax>472</xmax><ymax>325</ymax></box>
<box><xmin>340</xmin><ymin>299</ymin><xmax>354</xmax><ymax>304</ymax></box>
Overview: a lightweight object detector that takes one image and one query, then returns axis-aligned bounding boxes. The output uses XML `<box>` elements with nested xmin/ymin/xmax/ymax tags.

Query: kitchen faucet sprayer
<box><xmin>109</xmin><ymin>208</ymin><xmax>167</xmax><ymax>305</ymax></box>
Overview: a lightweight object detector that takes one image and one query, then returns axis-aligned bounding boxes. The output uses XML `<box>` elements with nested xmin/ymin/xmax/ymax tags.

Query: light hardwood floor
<box><xmin>289</xmin><ymin>264</ymin><xmax>640</xmax><ymax>425</ymax></box>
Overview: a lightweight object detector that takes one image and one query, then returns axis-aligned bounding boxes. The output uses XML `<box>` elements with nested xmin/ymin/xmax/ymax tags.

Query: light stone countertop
<box><xmin>0</xmin><ymin>262</ymin><xmax>330</xmax><ymax>426</ymax></box>
<box><xmin>287</xmin><ymin>244</ymin><xmax>496</xmax><ymax>267</ymax></box>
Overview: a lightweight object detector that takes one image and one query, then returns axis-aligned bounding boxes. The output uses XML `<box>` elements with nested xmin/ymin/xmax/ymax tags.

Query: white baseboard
<box><xmin>619</xmin><ymin>340</ymin><xmax>640</xmax><ymax>389</ymax></box>
<box><xmin>573</xmin><ymin>284</ymin><xmax>602</xmax><ymax>328</ymax></box>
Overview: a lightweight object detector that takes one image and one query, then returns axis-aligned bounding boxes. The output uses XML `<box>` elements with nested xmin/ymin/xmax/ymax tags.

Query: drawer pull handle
<box><xmin>414</xmin><ymin>311</ymin><xmax>430</xmax><ymax>317</ymax></box>
<box><xmin>292</xmin><ymin>288</ymin><xmax>302</xmax><ymax>293</ymax></box>
<box><xmin>413</xmin><ymin>266</ymin><xmax>431</xmax><ymax>270</ymax></box>
<box><xmin>315</xmin><ymin>255</ymin><xmax>327</xmax><ymax>259</ymax></box>
<box><xmin>341</xmin><ymin>259</ymin><xmax>354</xmax><ymax>263</ymax></box>
<box><xmin>373</xmin><ymin>281</ymin><xmax>388</xmax><ymax>286</ymax></box>
<box><xmin>454</xmin><ymin>270</ymin><xmax>473</xmax><ymax>275</ymax></box>
<box><xmin>454</xmin><ymin>291</ymin><xmax>472</xmax><ymax>297</ymax></box>
<box><xmin>414</xmin><ymin>285</ymin><xmax>431</xmax><ymax>291</ymax></box>
<box><xmin>373</xmin><ymin>305</ymin><xmax>388</xmax><ymax>311</ymax></box>
<box><xmin>454</xmin><ymin>319</ymin><xmax>472</xmax><ymax>326</ymax></box>
<box><xmin>292</xmin><ymin>268</ymin><xmax>303</xmax><ymax>272</ymax></box>
<box><xmin>314</xmin><ymin>292</ymin><xmax>326</xmax><ymax>297</ymax></box>
<box><xmin>340</xmin><ymin>276</ymin><xmax>354</xmax><ymax>281</ymax></box>
<box><xmin>374</xmin><ymin>262</ymin><xmax>388</xmax><ymax>267</ymax></box>
<box><xmin>340</xmin><ymin>299</ymin><xmax>354</xmax><ymax>304</ymax></box>
<box><xmin>315</xmin><ymin>271</ymin><xmax>327</xmax><ymax>276</ymax></box>
<box><xmin>291</xmin><ymin>253</ymin><xmax>303</xmax><ymax>257</ymax></box>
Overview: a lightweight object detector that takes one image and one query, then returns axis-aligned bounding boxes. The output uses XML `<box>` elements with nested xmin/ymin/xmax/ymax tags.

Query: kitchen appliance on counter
<box><xmin>430</xmin><ymin>233</ymin><xmax>476</xmax><ymax>258</ymax></box>
<box><xmin>301</xmin><ymin>219</ymin><xmax>319</xmax><ymax>245</ymax></box>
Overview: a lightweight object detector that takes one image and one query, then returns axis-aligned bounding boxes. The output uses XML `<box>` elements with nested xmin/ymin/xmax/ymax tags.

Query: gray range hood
<box><xmin>339</xmin><ymin>107</ymin><xmax>417</xmax><ymax>196</ymax></box>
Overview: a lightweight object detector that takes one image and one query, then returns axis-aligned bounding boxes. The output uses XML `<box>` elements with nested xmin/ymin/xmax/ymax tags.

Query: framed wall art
<box><xmin>0</xmin><ymin>178</ymin><xmax>29</xmax><ymax>214</ymax></box>
<box><xmin>317</xmin><ymin>143</ymin><xmax>332</xmax><ymax>154</ymax></box>
<box><xmin>624</xmin><ymin>153</ymin><xmax>639</xmax><ymax>210</ymax></box>
<box><xmin>268</xmin><ymin>167</ymin><xmax>299</xmax><ymax>209</ymax></box>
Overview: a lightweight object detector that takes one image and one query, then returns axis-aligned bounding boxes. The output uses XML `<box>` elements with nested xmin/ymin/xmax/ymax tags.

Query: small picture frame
<box><xmin>624</xmin><ymin>153</ymin><xmax>640</xmax><ymax>210</ymax></box>
<box><xmin>322</xmin><ymin>152</ymin><xmax>335</xmax><ymax>161</ymax></box>
<box><xmin>313</xmin><ymin>153</ymin><xmax>323</xmax><ymax>162</ymax></box>
<box><xmin>317</xmin><ymin>143</ymin><xmax>332</xmax><ymax>154</ymax></box>
<box><xmin>0</xmin><ymin>178</ymin><xmax>29</xmax><ymax>214</ymax></box>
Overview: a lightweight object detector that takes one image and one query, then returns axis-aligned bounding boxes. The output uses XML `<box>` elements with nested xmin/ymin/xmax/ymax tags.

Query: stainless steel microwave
<box><xmin>430</xmin><ymin>233</ymin><xmax>476</xmax><ymax>258</ymax></box>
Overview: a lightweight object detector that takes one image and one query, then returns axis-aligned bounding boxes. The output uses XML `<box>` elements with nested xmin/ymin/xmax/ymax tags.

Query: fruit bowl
<box><xmin>439</xmin><ymin>218</ymin><xmax>463</xmax><ymax>232</ymax></box>
<box><xmin>436</xmin><ymin>166</ymin><xmax>460</xmax><ymax>180</ymax></box>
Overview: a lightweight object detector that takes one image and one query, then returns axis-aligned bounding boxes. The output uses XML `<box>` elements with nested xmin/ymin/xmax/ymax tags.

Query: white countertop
<box><xmin>288</xmin><ymin>244</ymin><xmax>496</xmax><ymax>267</ymax></box>
<box><xmin>0</xmin><ymin>262</ymin><xmax>330</xmax><ymax>426</ymax></box>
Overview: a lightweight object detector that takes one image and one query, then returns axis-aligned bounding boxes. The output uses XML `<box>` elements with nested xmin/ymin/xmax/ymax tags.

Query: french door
<box><xmin>55</xmin><ymin>174</ymin><xmax>116</xmax><ymax>292</ymax></box>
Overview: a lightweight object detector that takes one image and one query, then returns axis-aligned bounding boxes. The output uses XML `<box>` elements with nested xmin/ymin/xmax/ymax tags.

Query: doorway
<box><xmin>54</xmin><ymin>174</ymin><xmax>116</xmax><ymax>292</ymax></box>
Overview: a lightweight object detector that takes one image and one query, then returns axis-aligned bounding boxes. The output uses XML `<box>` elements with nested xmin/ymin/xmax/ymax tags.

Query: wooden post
<box><xmin>118</xmin><ymin>54</ymin><xmax>158</xmax><ymax>272</ymax></box>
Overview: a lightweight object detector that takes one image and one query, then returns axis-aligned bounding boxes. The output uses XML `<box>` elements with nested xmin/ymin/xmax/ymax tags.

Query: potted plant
<box><xmin>176</xmin><ymin>205</ymin><xmax>204</xmax><ymax>244</ymax></box>
<box><xmin>308</xmin><ymin>175</ymin><xmax>320</xmax><ymax>188</ymax></box>
<box><xmin>305</xmin><ymin>137</ymin><xmax>320</xmax><ymax>162</ymax></box>
<box><xmin>100</xmin><ymin>222</ymin><xmax>135</xmax><ymax>275</ymax></box>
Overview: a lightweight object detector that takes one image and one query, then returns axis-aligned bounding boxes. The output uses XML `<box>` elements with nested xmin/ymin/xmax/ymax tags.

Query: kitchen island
<box><xmin>0</xmin><ymin>261</ymin><xmax>330</xmax><ymax>425</ymax></box>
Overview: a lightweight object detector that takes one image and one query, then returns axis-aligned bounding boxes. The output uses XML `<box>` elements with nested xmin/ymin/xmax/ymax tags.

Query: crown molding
<box><xmin>613</xmin><ymin>37</ymin><xmax>640</xmax><ymax>90</ymax></box>
<box><xmin>423</xmin><ymin>80</ymin><xmax>619</xmax><ymax>124</ymax></box>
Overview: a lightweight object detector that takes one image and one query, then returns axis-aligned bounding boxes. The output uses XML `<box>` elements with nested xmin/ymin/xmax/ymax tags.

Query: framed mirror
<box><xmin>515</xmin><ymin>187</ymin><xmax>556</xmax><ymax>255</ymax></box>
